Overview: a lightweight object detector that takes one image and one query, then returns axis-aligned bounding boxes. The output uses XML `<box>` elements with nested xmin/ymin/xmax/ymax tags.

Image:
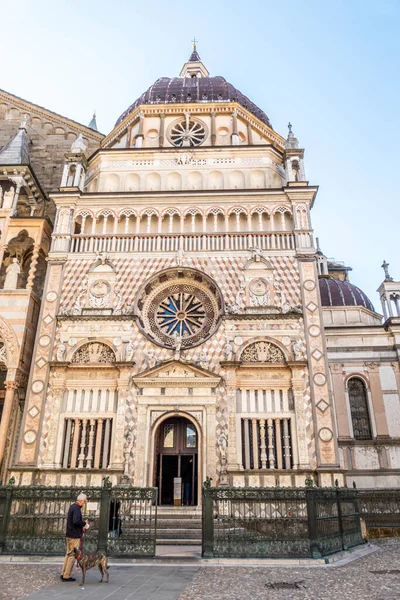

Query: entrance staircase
<box><xmin>156</xmin><ymin>506</ymin><xmax>202</xmax><ymax>546</ymax></box>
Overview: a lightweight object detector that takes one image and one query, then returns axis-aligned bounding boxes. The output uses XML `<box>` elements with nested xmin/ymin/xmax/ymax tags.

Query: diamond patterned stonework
<box><xmin>43</xmin><ymin>315</ymin><xmax>53</xmax><ymax>325</ymax></box>
<box><xmin>316</xmin><ymin>399</ymin><xmax>329</xmax><ymax>413</ymax></box>
<box><xmin>35</xmin><ymin>357</ymin><xmax>47</xmax><ymax>369</ymax></box>
<box><xmin>28</xmin><ymin>406</ymin><xmax>40</xmax><ymax>419</ymax></box>
<box><xmin>306</xmin><ymin>301</ymin><xmax>318</xmax><ymax>313</ymax></box>
<box><xmin>311</xmin><ymin>348</ymin><xmax>323</xmax><ymax>361</ymax></box>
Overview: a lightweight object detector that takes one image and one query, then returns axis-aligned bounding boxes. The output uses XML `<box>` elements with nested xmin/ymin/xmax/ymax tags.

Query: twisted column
<box><xmin>26</xmin><ymin>244</ymin><xmax>41</xmax><ymax>290</ymax></box>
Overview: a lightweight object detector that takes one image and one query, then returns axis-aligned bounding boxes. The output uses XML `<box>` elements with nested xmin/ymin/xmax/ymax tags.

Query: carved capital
<box><xmin>330</xmin><ymin>363</ymin><xmax>344</xmax><ymax>373</ymax></box>
<box><xmin>4</xmin><ymin>380</ymin><xmax>18</xmax><ymax>391</ymax></box>
<box><xmin>365</xmin><ymin>362</ymin><xmax>380</xmax><ymax>372</ymax></box>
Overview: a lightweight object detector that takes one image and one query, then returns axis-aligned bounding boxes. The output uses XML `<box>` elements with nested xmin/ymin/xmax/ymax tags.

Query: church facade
<box><xmin>0</xmin><ymin>47</ymin><xmax>399</xmax><ymax>501</ymax></box>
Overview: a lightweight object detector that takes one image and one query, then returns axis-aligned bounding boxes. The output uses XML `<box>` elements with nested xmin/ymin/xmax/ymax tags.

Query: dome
<box><xmin>115</xmin><ymin>75</ymin><xmax>272</xmax><ymax>128</ymax></box>
<box><xmin>319</xmin><ymin>277</ymin><xmax>375</xmax><ymax>312</ymax></box>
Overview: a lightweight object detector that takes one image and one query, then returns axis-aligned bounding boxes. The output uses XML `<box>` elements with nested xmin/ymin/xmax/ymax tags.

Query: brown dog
<box><xmin>73</xmin><ymin>547</ymin><xmax>109</xmax><ymax>586</ymax></box>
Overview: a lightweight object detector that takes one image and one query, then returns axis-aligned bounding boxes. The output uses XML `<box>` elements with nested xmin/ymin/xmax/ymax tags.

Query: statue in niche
<box><xmin>113</xmin><ymin>287</ymin><xmax>124</xmax><ymax>314</ymax></box>
<box><xmin>292</xmin><ymin>160</ymin><xmax>300</xmax><ymax>182</ymax></box>
<box><xmin>217</xmin><ymin>432</ymin><xmax>229</xmax><ymax>485</ymax></box>
<box><xmin>174</xmin><ymin>249</ymin><xmax>185</xmax><ymax>267</ymax></box>
<box><xmin>198</xmin><ymin>350</ymin><xmax>209</xmax><ymax>371</ymax></box>
<box><xmin>172</xmin><ymin>331</ymin><xmax>183</xmax><ymax>361</ymax></box>
<box><xmin>3</xmin><ymin>186</ymin><xmax>15</xmax><ymax>209</ymax></box>
<box><xmin>146</xmin><ymin>350</ymin><xmax>157</xmax><ymax>369</ymax></box>
<box><xmin>226</xmin><ymin>279</ymin><xmax>246</xmax><ymax>314</ymax></box>
<box><xmin>4</xmin><ymin>257</ymin><xmax>20</xmax><ymax>289</ymax></box>
<box><xmin>126</xmin><ymin>340</ymin><xmax>135</xmax><ymax>362</ymax></box>
<box><xmin>223</xmin><ymin>340</ymin><xmax>234</xmax><ymax>361</ymax></box>
<box><xmin>291</xmin><ymin>338</ymin><xmax>304</xmax><ymax>361</ymax></box>
<box><xmin>121</xmin><ymin>431</ymin><xmax>134</xmax><ymax>483</ymax></box>
<box><xmin>56</xmin><ymin>343</ymin><xmax>66</xmax><ymax>362</ymax></box>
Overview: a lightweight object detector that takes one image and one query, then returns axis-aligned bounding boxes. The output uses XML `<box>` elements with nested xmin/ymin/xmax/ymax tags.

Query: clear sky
<box><xmin>1</xmin><ymin>0</ymin><xmax>399</xmax><ymax>308</ymax></box>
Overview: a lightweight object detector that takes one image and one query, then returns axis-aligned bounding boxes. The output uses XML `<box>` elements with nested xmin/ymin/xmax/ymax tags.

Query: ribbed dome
<box><xmin>115</xmin><ymin>76</ymin><xmax>272</xmax><ymax>128</ymax></box>
<box><xmin>319</xmin><ymin>277</ymin><xmax>375</xmax><ymax>312</ymax></box>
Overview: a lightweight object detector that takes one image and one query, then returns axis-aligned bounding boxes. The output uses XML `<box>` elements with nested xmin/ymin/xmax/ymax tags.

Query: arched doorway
<box><xmin>154</xmin><ymin>416</ymin><xmax>198</xmax><ymax>506</ymax></box>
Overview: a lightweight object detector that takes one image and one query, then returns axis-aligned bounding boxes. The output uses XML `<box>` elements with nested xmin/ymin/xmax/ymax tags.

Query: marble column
<box><xmin>0</xmin><ymin>379</ymin><xmax>17</xmax><ymax>472</ymax></box>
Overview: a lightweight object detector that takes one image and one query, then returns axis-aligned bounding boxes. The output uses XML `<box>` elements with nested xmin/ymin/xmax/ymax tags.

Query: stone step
<box><xmin>157</xmin><ymin>530</ymin><xmax>202</xmax><ymax>539</ymax></box>
<box><xmin>156</xmin><ymin>520</ymin><xmax>202</xmax><ymax>529</ymax></box>
<box><xmin>156</xmin><ymin>538</ymin><xmax>202</xmax><ymax>546</ymax></box>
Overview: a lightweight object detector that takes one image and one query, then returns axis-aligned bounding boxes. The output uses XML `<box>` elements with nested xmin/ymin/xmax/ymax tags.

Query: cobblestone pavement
<box><xmin>179</xmin><ymin>540</ymin><xmax>400</xmax><ymax>600</ymax></box>
<box><xmin>1</xmin><ymin>541</ymin><xmax>400</xmax><ymax>600</ymax></box>
<box><xmin>0</xmin><ymin>565</ymin><xmax>59</xmax><ymax>600</ymax></box>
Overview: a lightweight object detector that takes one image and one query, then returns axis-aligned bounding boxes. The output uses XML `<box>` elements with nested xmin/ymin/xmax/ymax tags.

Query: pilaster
<box><xmin>16</xmin><ymin>260</ymin><xmax>65</xmax><ymax>466</ymax></box>
<box><xmin>365</xmin><ymin>362</ymin><xmax>390</xmax><ymax>438</ymax></box>
<box><xmin>298</xmin><ymin>257</ymin><xmax>340</xmax><ymax>468</ymax></box>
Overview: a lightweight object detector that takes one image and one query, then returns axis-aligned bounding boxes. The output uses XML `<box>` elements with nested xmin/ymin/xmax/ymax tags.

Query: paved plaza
<box><xmin>1</xmin><ymin>540</ymin><xmax>400</xmax><ymax>600</ymax></box>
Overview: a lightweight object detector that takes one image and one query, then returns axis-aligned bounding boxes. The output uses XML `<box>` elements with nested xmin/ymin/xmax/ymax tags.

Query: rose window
<box><xmin>135</xmin><ymin>268</ymin><xmax>222</xmax><ymax>349</ymax></box>
<box><xmin>168</xmin><ymin>117</ymin><xmax>206</xmax><ymax>147</ymax></box>
<box><xmin>157</xmin><ymin>292</ymin><xmax>206</xmax><ymax>337</ymax></box>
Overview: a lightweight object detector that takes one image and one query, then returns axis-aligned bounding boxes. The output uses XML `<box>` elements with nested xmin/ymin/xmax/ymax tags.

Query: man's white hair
<box><xmin>77</xmin><ymin>493</ymin><xmax>87</xmax><ymax>501</ymax></box>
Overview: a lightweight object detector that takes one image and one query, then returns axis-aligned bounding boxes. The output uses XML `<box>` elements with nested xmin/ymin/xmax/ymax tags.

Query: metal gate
<box><xmin>202</xmin><ymin>485</ymin><xmax>362</xmax><ymax>558</ymax></box>
<box><xmin>0</xmin><ymin>482</ymin><xmax>157</xmax><ymax>557</ymax></box>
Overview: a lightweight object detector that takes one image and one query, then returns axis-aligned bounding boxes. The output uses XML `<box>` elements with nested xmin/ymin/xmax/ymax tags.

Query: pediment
<box><xmin>133</xmin><ymin>360</ymin><xmax>220</xmax><ymax>387</ymax></box>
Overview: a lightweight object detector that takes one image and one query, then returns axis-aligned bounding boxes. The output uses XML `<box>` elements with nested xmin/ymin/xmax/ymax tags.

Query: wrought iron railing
<box><xmin>0</xmin><ymin>483</ymin><xmax>157</xmax><ymax>557</ymax></box>
<box><xmin>358</xmin><ymin>489</ymin><xmax>400</xmax><ymax>528</ymax></box>
<box><xmin>202</xmin><ymin>486</ymin><xmax>363</xmax><ymax>559</ymax></box>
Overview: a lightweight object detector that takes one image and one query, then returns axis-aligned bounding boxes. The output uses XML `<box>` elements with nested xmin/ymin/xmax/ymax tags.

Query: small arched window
<box><xmin>348</xmin><ymin>377</ymin><xmax>372</xmax><ymax>440</ymax></box>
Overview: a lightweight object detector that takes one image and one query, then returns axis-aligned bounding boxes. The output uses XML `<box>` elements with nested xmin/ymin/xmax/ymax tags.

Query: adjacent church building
<box><xmin>0</xmin><ymin>46</ymin><xmax>399</xmax><ymax>503</ymax></box>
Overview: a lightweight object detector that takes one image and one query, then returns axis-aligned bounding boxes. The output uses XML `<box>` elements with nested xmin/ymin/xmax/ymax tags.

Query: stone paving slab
<box><xmin>22</xmin><ymin>566</ymin><xmax>199</xmax><ymax>600</ymax></box>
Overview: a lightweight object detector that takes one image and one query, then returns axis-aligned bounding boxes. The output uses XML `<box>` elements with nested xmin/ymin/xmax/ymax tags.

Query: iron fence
<box><xmin>358</xmin><ymin>489</ymin><xmax>400</xmax><ymax>528</ymax></box>
<box><xmin>0</xmin><ymin>483</ymin><xmax>157</xmax><ymax>557</ymax></box>
<box><xmin>202</xmin><ymin>486</ymin><xmax>363</xmax><ymax>559</ymax></box>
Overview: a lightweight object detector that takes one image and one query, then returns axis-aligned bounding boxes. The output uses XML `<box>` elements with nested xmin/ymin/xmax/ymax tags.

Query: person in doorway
<box><xmin>61</xmin><ymin>493</ymin><xmax>89</xmax><ymax>582</ymax></box>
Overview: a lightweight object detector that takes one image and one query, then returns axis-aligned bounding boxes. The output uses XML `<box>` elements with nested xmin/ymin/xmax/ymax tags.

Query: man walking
<box><xmin>61</xmin><ymin>493</ymin><xmax>88</xmax><ymax>582</ymax></box>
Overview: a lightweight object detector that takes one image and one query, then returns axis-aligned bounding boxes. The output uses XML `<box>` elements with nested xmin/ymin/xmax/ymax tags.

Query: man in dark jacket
<box><xmin>61</xmin><ymin>493</ymin><xmax>88</xmax><ymax>582</ymax></box>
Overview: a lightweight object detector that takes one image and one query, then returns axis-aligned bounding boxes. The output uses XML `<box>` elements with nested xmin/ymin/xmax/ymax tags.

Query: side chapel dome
<box><xmin>319</xmin><ymin>277</ymin><xmax>375</xmax><ymax>312</ymax></box>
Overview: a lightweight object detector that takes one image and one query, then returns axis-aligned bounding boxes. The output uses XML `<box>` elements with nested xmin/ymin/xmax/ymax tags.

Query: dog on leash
<box><xmin>73</xmin><ymin>547</ymin><xmax>109</xmax><ymax>586</ymax></box>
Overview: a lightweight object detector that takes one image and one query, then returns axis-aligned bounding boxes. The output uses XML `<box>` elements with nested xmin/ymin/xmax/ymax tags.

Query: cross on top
<box><xmin>382</xmin><ymin>260</ymin><xmax>393</xmax><ymax>281</ymax></box>
<box><xmin>192</xmin><ymin>37</ymin><xmax>198</xmax><ymax>48</ymax></box>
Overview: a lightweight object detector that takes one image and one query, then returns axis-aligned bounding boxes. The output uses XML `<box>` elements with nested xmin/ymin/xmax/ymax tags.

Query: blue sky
<box><xmin>1</xmin><ymin>0</ymin><xmax>399</xmax><ymax>308</ymax></box>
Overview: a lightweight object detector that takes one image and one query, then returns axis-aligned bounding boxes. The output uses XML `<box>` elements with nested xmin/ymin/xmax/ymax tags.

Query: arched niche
<box><xmin>126</xmin><ymin>173</ymin><xmax>140</xmax><ymax>191</ymax></box>
<box><xmin>187</xmin><ymin>171</ymin><xmax>203</xmax><ymax>190</ymax></box>
<box><xmin>208</xmin><ymin>171</ymin><xmax>224</xmax><ymax>190</ymax></box>
<box><xmin>250</xmin><ymin>170</ymin><xmax>265</xmax><ymax>189</ymax></box>
<box><xmin>228</xmin><ymin>170</ymin><xmax>245</xmax><ymax>190</ymax></box>
<box><xmin>146</xmin><ymin>172</ymin><xmax>161</xmax><ymax>191</ymax></box>
<box><xmin>0</xmin><ymin>230</ymin><xmax>35</xmax><ymax>290</ymax></box>
<box><xmin>104</xmin><ymin>174</ymin><xmax>120</xmax><ymax>192</ymax></box>
<box><xmin>166</xmin><ymin>172</ymin><xmax>182</xmax><ymax>191</ymax></box>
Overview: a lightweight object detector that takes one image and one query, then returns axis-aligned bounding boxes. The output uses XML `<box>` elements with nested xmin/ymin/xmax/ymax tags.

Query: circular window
<box><xmin>135</xmin><ymin>268</ymin><xmax>223</xmax><ymax>349</ymax></box>
<box><xmin>168</xmin><ymin>118</ymin><xmax>207</xmax><ymax>147</ymax></box>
